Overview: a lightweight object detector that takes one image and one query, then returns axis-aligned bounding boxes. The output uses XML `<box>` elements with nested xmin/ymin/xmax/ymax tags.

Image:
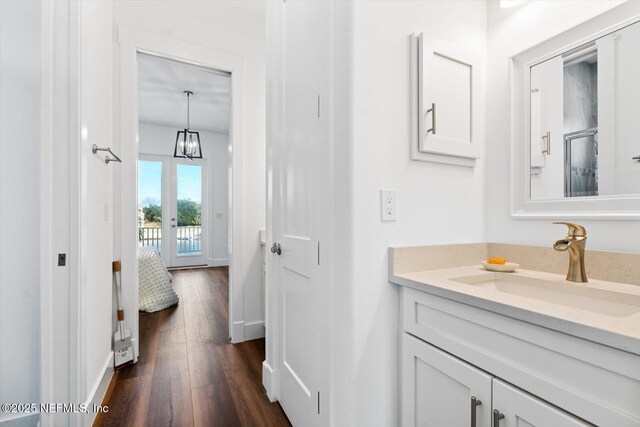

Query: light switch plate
<box><xmin>380</xmin><ymin>189</ymin><xmax>397</xmax><ymax>221</ymax></box>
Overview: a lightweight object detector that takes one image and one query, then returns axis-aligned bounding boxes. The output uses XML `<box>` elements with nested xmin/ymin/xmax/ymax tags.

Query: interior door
<box><xmin>492</xmin><ymin>379</ymin><xmax>593</xmax><ymax>427</ymax></box>
<box><xmin>273</xmin><ymin>0</ymin><xmax>326</xmax><ymax>425</ymax></box>
<box><xmin>170</xmin><ymin>158</ymin><xmax>207</xmax><ymax>267</ymax></box>
<box><xmin>402</xmin><ymin>334</ymin><xmax>492</xmax><ymax>427</ymax></box>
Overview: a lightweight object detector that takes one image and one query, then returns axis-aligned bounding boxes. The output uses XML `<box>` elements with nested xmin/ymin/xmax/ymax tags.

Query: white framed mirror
<box><xmin>511</xmin><ymin>1</ymin><xmax>640</xmax><ymax>220</ymax></box>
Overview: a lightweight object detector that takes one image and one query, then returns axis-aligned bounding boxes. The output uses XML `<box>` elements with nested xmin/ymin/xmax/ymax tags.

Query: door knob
<box><xmin>271</xmin><ymin>243</ymin><xmax>281</xmax><ymax>255</ymax></box>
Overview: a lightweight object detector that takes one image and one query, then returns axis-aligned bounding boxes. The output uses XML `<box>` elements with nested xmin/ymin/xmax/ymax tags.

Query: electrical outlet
<box><xmin>380</xmin><ymin>190</ymin><xmax>397</xmax><ymax>221</ymax></box>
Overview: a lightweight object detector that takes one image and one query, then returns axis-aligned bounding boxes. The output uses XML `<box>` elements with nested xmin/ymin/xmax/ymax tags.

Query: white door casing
<box><xmin>118</xmin><ymin>28</ymin><xmax>247</xmax><ymax>359</ymax></box>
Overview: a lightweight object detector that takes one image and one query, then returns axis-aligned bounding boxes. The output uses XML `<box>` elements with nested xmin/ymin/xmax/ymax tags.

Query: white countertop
<box><xmin>390</xmin><ymin>265</ymin><xmax>640</xmax><ymax>355</ymax></box>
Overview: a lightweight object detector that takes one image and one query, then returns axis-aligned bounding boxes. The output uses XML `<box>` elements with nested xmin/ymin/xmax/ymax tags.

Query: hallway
<box><xmin>97</xmin><ymin>267</ymin><xmax>290</xmax><ymax>427</ymax></box>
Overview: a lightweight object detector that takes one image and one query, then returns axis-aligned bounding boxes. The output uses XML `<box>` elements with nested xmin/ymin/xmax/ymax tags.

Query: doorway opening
<box><xmin>131</xmin><ymin>52</ymin><xmax>236</xmax><ymax>362</ymax></box>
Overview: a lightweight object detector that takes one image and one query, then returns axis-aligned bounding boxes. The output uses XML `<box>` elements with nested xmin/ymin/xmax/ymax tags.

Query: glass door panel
<box><xmin>138</xmin><ymin>160</ymin><xmax>164</xmax><ymax>254</ymax></box>
<box><xmin>171</xmin><ymin>159</ymin><xmax>207</xmax><ymax>267</ymax></box>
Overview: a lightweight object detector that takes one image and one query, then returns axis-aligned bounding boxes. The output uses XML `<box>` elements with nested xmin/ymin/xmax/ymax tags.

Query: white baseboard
<box><xmin>262</xmin><ymin>360</ymin><xmax>278</xmax><ymax>402</ymax></box>
<box><xmin>0</xmin><ymin>412</ymin><xmax>39</xmax><ymax>426</ymax></box>
<box><xmin>245</xmin><ymin>321</ymin><xmax>265</xmax><ymax>341</ymax></box>
<box><xmin>207</xmin><ymin>258</ymin><xmax>229</xmax><ymax>267</ymax></box>
<box><xmin>231</xmin><ymin>321</ymin><xmax>245</xmax><ymax>343</ymax></box>
<box><xmin>82</xmin><ymin>351</ymin><xmax>114</xmax><ymax>427</ymax></box>
<box><xmin>231</xmin><ymin>320</ymin><xmax>265</xmax><ymax>343</ymax></box>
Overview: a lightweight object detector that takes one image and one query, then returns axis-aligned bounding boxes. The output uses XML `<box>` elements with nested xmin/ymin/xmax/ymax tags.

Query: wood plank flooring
<box><xmin>96</xmin><ymin>267</ymin><xmax>291</xmax><ymax>427</ymax></box>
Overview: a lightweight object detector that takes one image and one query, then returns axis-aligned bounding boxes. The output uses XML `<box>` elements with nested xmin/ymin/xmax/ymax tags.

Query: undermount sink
<box><xmin>451</xmin><ymin>272</ymin><xmax>640</xmax><ymax>318</ymax></box>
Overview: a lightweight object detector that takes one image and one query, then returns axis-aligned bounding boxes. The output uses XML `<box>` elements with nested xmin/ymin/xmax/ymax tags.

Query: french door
<box><xmin>138</xmin><ymin>155</ymin><xmax>207</xmax><ymax>268</ymax></box>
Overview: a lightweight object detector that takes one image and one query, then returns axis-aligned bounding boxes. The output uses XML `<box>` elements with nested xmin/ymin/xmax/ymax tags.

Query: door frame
<box><xmin>117</xmin><ymin>27</ymin><xmax>247</xmax><ymax>357</ymax></box>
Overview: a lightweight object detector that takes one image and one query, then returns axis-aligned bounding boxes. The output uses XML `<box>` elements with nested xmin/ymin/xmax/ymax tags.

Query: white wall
<box><xmin>486</xmin><ymin>0</ymin><xmax>640</xmax><ymax>253</ymax></box>
<box><xmin>138</xmin><ymin>123</ymin><xmax>229</xmax><ymax>266</ymax></box>
<box><xmin>0</xmin><ymin>1</ymin><xmax>41</xmax><ymax>425</ymax></box>
<box><xmin>332</xmin><ymin>2</ymin><xmax>487</xmax><ymax>425</ymax></box>
<box><xmin>113</xmin><ymin>1</ymin><xmax>266</xmax><ymax>331</ymax></box>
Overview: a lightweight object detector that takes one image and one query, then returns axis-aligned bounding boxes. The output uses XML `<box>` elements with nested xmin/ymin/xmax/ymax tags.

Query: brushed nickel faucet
<box><xmin>553</xmin><ymin>222</ymin><xmax>588</xmax><ymax>283</ymax></box>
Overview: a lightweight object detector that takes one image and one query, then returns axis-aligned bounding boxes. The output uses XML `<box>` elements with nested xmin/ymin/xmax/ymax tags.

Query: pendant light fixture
<box><xmin>174</xmin><ymin>90</ymin><xmax>202</xmax><ymax>159</ymax></box>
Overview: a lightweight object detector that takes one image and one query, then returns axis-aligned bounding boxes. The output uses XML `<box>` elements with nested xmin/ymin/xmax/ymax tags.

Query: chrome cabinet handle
<box><xmin>427</xmin><ymin>102</ymin><xmax>436</xmax><ymax>134</ymax></box>
<box><xmin>493</xmin><ymin>410</ymin><xmax>504</xmax><ymax>426</ymax></box>
<box><xmin>542</xmin><ymin>131</ymin><xmax>551</xmax><ymax>155</ymax></box>
<box><xmin>271</xmin><ymin>243</ymin><xmax>281</xmax><ymax>255</ymax></box>
<box><xmin>470</xmin><ymin>396</ymin><xmax>482</xmax><ymax>427</ymax></box>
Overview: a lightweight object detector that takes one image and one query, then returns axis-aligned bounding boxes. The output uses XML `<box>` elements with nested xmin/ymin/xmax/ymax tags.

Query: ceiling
<box><xmin>138</xmin><ymin>54</ymin><xmax>231</xmax><ymax>134</ymax></box>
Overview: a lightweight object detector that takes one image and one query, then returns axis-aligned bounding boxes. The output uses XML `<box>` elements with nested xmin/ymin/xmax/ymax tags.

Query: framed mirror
<box><xmin>511</xmin><ymin>1</ymin><xmax>640</xmax><ymax>220</ymax></box>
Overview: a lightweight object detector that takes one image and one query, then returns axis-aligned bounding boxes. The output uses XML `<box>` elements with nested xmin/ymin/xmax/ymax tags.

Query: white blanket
<box><xmin>138</xmin><ymin>246</ymin><xmax>179</xmax><ymax>312</ymax></box>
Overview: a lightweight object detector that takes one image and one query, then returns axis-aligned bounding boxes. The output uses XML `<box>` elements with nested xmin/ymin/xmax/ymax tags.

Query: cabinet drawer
<box><xmin>493</xmin><ymin>379</ymin><xmax>593</xmax><ymax>426</ymax></box>
<box><xmin>401</xmin><ymin>286</ymin><xmax>640</xmax><ymax>426</ymax></box>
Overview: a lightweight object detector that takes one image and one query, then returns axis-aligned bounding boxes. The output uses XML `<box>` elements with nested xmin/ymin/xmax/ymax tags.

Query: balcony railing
<box><xmin>139</xmin><ymin>226</ymin><xmax>202</xmax><ymax>255</ymax></box>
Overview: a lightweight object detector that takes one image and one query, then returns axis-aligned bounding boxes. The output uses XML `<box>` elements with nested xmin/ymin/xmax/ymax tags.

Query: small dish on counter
<box><xmin>482</xmin><ymin>261</ymin><xmax>519</xmax><ymax>272</ymax></box>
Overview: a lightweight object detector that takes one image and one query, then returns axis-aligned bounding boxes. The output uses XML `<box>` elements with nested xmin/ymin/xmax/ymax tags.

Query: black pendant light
<box><xmin>173</xmin><ymin>90</ymin><xmax>203</xmax><ymax>159</ymax></box>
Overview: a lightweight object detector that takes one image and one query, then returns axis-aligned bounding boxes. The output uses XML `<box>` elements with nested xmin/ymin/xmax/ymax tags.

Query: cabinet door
<box><xmin>417</xmin><ymin>37</ymin><xmax>481</xmax><ymax>161</ymax></box>
<box><xmin>402</xmin><ymin>333</ymin><xmax>492</xmax><ymax>427</ymax></box>
<box><xmin>492</xmin><ymin>379</ymin><xmax>593</xmax><ymax>427</ymax></box>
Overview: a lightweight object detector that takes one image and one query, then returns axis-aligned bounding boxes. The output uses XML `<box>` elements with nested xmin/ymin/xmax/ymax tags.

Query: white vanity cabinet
<box><xmin>400</xmin><ymin>286</ymin><xmax>640</xmax><ymax>427</ymax></box>
<box><xmin>402</xmin><ymin>334</ymin><xmax>590</xmax><ymax>427</ymax></box>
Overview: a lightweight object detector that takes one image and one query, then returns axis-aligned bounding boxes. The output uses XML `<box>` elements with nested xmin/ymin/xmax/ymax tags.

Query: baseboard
<box><xmin>0</xmin><ymin>412</ymin><xmax>39</xmax><ymax>426</ymax></box>
<box><xmin>231</xmin><ymin>321</ymin><xmax>245</xmax><ymax>343</ymax></box>
<box><xmin>83</xmin><ymin>351</ymin><xmax>114</xmax><ymax>427</ymax></box>
<box><xmin>262</xmin><ymin>360</ymin><xmax>278</xmax><ymax>402</ymax></box>
<box><xmin>244</xmin><ymin>321</ymin><xmax>265</xmax><ymax>341</ymax></box>
<box><xmin>207</xmin><ymin>258</ymin><xmax>229</xmax><ymax>267</ymax></box>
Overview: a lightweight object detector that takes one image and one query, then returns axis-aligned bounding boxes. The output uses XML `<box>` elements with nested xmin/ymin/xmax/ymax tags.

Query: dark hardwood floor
<box><xmin>96</xmin><ymin>267</ymin><xmax>291</xmax><ymax>427</ymax></box>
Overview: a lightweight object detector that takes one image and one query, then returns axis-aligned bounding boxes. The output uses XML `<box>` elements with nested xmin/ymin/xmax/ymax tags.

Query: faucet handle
<box><xmin>553</xmin><ymin>221</ymin><xmax>587</xmax><ymax>237</ymax></box>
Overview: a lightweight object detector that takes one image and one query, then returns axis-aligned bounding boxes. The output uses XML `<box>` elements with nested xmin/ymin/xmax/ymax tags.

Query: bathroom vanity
<box><xmin>389</xmin><ymin>245</ymin><xmax>640</xmax><ymax>427</ymax></box>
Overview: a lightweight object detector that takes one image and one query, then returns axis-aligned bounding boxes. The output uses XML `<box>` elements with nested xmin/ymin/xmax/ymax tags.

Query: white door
<box><xmin>138</xmin><ymin>156</ymin><xmax>208</xmax><ymax>268</ymax></box>
<box><xmin>492</xmin><ymin>379</ymin><xmax>593</xmax><ymax>427</ymax></box>
<box><xmin>170</xmin><ymin>158</ymin><xmax>207</xmax><ymax>267</ymax></box>
<box><xmin>272</xmin><ymin>1</ymin><xmax>328</xmax><ymax>425</ymax></box>
<box><xmin>402</xmin><ymin>334</ymin><xmax>492</xmax><ymax>427</ymax></box>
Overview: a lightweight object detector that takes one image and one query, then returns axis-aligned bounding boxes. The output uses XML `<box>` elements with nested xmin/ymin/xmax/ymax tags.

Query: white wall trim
<box><xmin>0</xmin><ymin>413</ymin><xmax>40</xmax><ymax>426</ymax></box>
<box><xmin>262</xmin><ymin>360</ymin><xmax>278</xmax><ymax>402</ymax></box>
<box><xmin>244</xmin><ymin>321</ymin><xmax>265</xmax><ymax>341</ymax></box>
<box><xmin>208</xmin><ymin>258</ymin><xmax>229</xmax><ymax>267</ymax></box>
<box><xmin>232</xmin><ymin>321</ymin><xmax>245</xmax><ymax>342</ymax></box>
<box><xmin>39</xmin><ymin>1</ymin><xmax>54</xmax><ymax>423</ymax></box>
<box><xmin>82</xmin><ymin>351</ymin><xmax>114</xmax><ymax>427</ymax></box>
<box><xmin>116</xmin><ymin>27</ymin><xmax>247</xmax><ymax>356</ymax></box>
